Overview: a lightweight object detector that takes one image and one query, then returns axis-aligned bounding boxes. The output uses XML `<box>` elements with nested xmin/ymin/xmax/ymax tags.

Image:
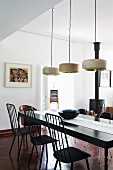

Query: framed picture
<box><xmin>5</xmin><ymin>62</ymin><xmax>32</xmax><ymax>87</ymax></box>
<box><xmin>100</xmin><ymin>70</ymin><xmax>110</xmax><ymax>87</ymax></box>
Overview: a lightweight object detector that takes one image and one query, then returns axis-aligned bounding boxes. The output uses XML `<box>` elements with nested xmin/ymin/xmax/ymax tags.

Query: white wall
<box><xmin>100</xmin><ymin>45</ymin><xmax>113</xmax><ymax>107</ymax></box>
<box><xmin>0</xmin><ymin>31</ymin><xmax>113</xmax><ymax>130</ymax></box>
<box><xmin>0</xmin><ymin>31</ymin><xmax>50</xmax><ymax>130</ymax></box>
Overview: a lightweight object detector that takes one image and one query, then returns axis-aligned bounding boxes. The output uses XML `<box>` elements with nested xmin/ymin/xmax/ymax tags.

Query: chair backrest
<box><xmin>100</xmin><ymin>112</ymin><xmax>112</xmax><ymax>120</ymax></box>
<box><xmin>45</xmin><ymin>113</ymin><xmax>72</xmax><ymax>161</ymax></box>
<box><xmin>6</xmin><ymin>103</ymin><xmax>19</xmax><ymax>134</ymax></box>
<box><xmin>24</xmin><ymin>110</ymin><xmax>41</xmax><ymax>140</ymax></box>
<box><xmin>19</xmin><ymin>105</ymin><xmax>37</xmax><ymax>126</ymax></box>
<box><xmin>78</xmin><ymin>109</ymin><xmax>87</xmax><ymax>115</ymax></box>
<box><xmin>19</xmin><ymin>105</ymin><xmax>37</xmax><ymax>111</ymax></box>
<box><xmin>50</xmin><ymin>90</ymin><xmax>58</xmax><ymax>103</ymax></box>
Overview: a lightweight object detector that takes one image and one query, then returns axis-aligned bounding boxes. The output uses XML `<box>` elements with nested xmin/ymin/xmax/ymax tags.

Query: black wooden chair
<box><xmin>19</xmin><ymin>105</ymin><xmax>37</xmax><ymax>126</ymax></box>
<box><xmin>100</xmin><ymin>112</ymin><xmax>112</xmax><ymax>158</ymax></box>
<box><xmin>100</xmin><ymin>111</ymin><xmax>112</xmax><ymax>123</ymax></box>
<box><xmin>6</xmin><ymin>103</ymin><xmax>30</xmax><ymax>161</ymax></box>
<box><xmin>78</xmin><ymin>108</ymin><xmax>87</xmax><ymax>115</ymax></box>
<box><xmin>84</xmin><ymin>111</ymin><xmax>113</xmax><ymax>163</ymax></box>
<box><xmin>24</xmin><ymin>110</ymin><xmax>56</xmax><ymax>169</ymax></box>
<box><xmin>45</xmin><ymin>113</ymin><xmax>91</xmax><ymax>170</ymax></box>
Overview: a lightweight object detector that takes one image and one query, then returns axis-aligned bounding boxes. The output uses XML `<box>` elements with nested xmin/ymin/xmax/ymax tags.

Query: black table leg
<box><xmin>104</xmin><ymin>148</ymin><xmax>108</xmax><ymax>170</ymax></box>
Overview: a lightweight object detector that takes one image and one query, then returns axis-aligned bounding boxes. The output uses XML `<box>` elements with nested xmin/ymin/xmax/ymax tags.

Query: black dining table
<box><xmin>19</xmin><ymin>110</ymin><xmax>113</xmax><ymax>170</ymax></box>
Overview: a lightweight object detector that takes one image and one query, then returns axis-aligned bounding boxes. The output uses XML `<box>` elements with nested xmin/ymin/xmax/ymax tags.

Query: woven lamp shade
<box><xmin>43</xmin><ymin>66</ymin><xmax>60</xmax><ymax>75</ymax></box>
<box><xmin>82</xmin><ymin>59</ymin><xmax>106</xmax><ymax>71</ymax></box>
<box><xmin>59</xmin><ymin>63</ymin><xmax>79</xmax><ymax>73</ymax></box>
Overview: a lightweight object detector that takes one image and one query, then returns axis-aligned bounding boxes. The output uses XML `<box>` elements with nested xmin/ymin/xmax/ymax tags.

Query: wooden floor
<box><xmin>1</xmin><ymin>129</ymin><xmax>113</xmax><ymax>170</ymax></box>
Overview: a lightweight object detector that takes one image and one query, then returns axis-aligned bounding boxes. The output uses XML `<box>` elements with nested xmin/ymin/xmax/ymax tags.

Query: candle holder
<box><xmin>95</xmin><ymin>105</ymin><xmax>104</xmax><ymax>121</ymax></box>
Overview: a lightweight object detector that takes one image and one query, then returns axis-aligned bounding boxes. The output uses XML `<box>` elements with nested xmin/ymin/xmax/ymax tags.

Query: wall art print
<box><xmin>5</xmin><ymin>62</ymin><xmax>32</xmax><ymax>87</ymax></box>
<box><xmin>100</xmin><ymin>70</ymin><xmax>110</xmax><ymax>87</ymax></box>
<box><xmin>110</xmin><ymin>71</ymin><xmax>113</xmax><ymax>87</ymax></box>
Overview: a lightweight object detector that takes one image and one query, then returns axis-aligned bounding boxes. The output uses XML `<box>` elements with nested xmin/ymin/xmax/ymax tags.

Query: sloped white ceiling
<box><xmin>1</xmin><ymin>0</ymin><xmax>113</xmax><ymax>47</ymax></box>
<box><xmin>0</xmin><ymin>0</ymin><xmax>63</xmax><ymax>41</ymax></box>
<box><xmin>20</xmin><ymin>0</ymin><xmax>113</xmax><ymax>47</ymax></box>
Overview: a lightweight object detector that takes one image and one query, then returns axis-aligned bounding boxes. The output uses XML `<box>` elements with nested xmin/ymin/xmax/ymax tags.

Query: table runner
<box><xmin>64</xmin><ymin>117</ymin><xmax>113</xmax><ymax>135</ymax></box>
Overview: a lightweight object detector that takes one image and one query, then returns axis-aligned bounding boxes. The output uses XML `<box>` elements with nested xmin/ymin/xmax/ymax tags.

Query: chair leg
<box><xmin>54</xmin><ymin>160</ymin><xmax>58</xmax><ymax>170</ymax></box>
<box><xmin>28</xmin><ymin>145</ymin><xmax>35</xmax><ymax>167</ymax></box>
<box><xmin>71</xmin><ymin>162</ymin><xmax>73</xmax><ymax>170</ymax></box>
<box><xmin>17</xmin><ymin>136</ymin><xmax>23</xmax><ymax>161</ymax></box>
<box><xmin>45</xmin><ymin>144</ymin><xmax>48</xmax><ymax>169</ymax></box>
<box><xmin>18</xmin><ymin>135</ymin><xmax>19</xmax><ymax>151</ymax></box>
<box><xmin>46</xmin><ymin>144</ymin><xmax>48</xmax><ymax>161</ymax></box>
<box><xmin>9</xmin><ymin>135</ymin><xmax>16</xmax><ymax>155</ymax></box>
<box><xmin>39</xmin><ymin>125</ymin><xmax>41</xmax><ymax>136</ymax></box>
<box><xmin>35</xmin><ymin>146</ymin><xmax>38</xmax><ymax>157</ymax></box>
<box><xmin>39</xmin><ymin>145</ymin><xmax>44</xmax><ymax>170</ymax></box>
<box><xmin>25</xmin><ymin>134</ymin><xmax>28</xmax><ymax>150</ymax></box>
<box><xmin>86</xmin><ymin>158</ymin><xmax>90</xmax><ymax>170</ymax></box>
<box><xmin>59</xmin><ymin>161</ymin><xmax>62</xmax><ymax>170</ymax></box>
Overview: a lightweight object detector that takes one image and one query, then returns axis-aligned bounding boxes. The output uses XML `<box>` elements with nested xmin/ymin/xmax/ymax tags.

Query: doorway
<box><xmin>48</xmin><ymin>74</ymin><xmax>75</xmax><ymax>110</ymax></box>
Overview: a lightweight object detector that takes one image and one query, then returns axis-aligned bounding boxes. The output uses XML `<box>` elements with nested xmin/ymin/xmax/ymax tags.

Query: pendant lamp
<box><xmin>59</xmin><ymin>0</ymin><xmax>79</xmax><ymax>73</ymax></box>
<box><xmin>82</xmin><ymin>0</ymin><xmax>107</xmax><ymax>71</ymax></box>
<box><xmin>43</xmin><ymin>8</ymin><xmax>59</xmax><ymax>76</ymax></box>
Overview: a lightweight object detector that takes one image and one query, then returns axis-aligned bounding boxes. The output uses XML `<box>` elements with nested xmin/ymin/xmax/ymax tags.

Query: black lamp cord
<box><xmin>69</xmin><ymin>0</ymin><xmax>71</xmax><ymax>63</ymax></box>
<box><xmin>95</xmin><ymin>0</ymin><xmax>97</xmax><ymax>42</ymax></box>
<box><xmin>51</xmin><ymin>8</ymin><xmax>54</xmax><ymax>67</ymax></box>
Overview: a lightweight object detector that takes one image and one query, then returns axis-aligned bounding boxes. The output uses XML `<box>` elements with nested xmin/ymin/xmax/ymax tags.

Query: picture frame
<box><xmin>100</xmin><ymin>70</ymin><xmax>110</xmax><ymax>87</ymax></box>
<box><xmin>5</xmin><ymin>62</ymin><xmax>32</xmax><ymax>88</ymax></box>
<box><xmin>110</xmin><ymin>71</ymin><xmax>113</xmax><ymax>87</ymax></box>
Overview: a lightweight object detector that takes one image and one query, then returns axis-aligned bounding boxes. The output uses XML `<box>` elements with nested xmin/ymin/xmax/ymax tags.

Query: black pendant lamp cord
<box><xmin>95</xmin><ymin>0</ymin><xmax>96</xmax><ymax>42</ymax></box>
<box><xmin>69</xmin><ymin>0</ymin><xmax>71</xmax><ymax>63</ymax></box>
<box><xmin>51</xmin><ymin>8</ymin><xmax>54</xmax><ymax>67</ymax></box>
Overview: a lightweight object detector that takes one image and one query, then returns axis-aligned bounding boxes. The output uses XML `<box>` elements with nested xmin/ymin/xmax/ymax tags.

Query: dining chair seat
<box><xmin>54</xmin><ymin>147</ymin><xmax>90</xmax><ymax>163</ymax></box>
<box><xmin>14</xmin><ymin>127</ymin><xmax>29</xmax><ymax>136</ymax></box>
<box><xmin>31</xmin><ymin>135</ymin><xmax>55</xmax><ymax>145</ymax></box>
